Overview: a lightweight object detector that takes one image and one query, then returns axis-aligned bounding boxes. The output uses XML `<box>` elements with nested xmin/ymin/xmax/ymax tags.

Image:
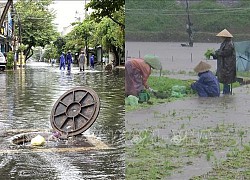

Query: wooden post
<box><xmin>126</xmin><ymin>50</ymin><xmax>128</xmax><ymax>61</ymax></box>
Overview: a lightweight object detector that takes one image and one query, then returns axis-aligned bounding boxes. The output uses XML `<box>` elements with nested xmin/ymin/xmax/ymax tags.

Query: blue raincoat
<box><xmin>191</xmin><ymin>70</ymin><xmax>220</xmax><ymax>97</ymax></box>
<box><xmin>90</xmin><ymin>55</ymin><xmax>94</xmax><ymax>68</ymax></box>
<box><xmin>59</xmin><ymin>54</ymin><xmax>65</xmax><ymax>70</ymax></box>
<box><xmin>66</xmin><ymin>53</ymin><xmax>73</xmax><ymax>71</ymax></box>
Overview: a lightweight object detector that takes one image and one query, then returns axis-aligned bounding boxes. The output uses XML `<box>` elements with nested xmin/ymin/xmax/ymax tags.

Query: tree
<box><xmin>14</xmin><ymin>0</ymin><xmax>58</xmax><ymax>61</ymax></box>
<box><xmin>86</xmin><ymin>0</ymin><xmax>125</xmax><ymax>29</ymax></box>
<box><xmin>86</xmin><ymin>0</ymin><xmax>125</xmax><ymax>66</ymax></box>
<box><xmin>94</xmin><ymin>17</ymin><xmax>124</xmax><ymax>65</ymax></box>
<box><xmin>64</xmin><ymin>18</ymin><xmax>97</xmax><ymax>63</ymax></box>
<box><xmin>53</xmin><ymin>36</ymin><xmax>66</xmax><ymax>55</ymax></box>
<box><xmin>43</xmin><ymin>43</ymin><xmax>58</xmax><ymax>61</ymax></box>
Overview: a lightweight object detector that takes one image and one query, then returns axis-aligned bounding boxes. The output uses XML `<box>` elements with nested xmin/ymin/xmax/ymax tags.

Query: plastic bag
<box><xmin>138</xmin><ymin>90</ymin><xmax>150</xmax><ymax>103</ymax></box>
<box><xmin>126</xmin><ymin>95</ymin><xmax>139</xmax><ymax>106</ymax></box>
<box><xmin>31</xmin><ymin>135</ymin><xmax>46</xmax><ymax>146</ymax></box>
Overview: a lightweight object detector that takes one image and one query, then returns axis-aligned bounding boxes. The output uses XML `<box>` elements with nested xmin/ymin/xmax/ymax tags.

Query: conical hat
<box><xmin>144</xmin><ymin>54</ymin><xmax>162</xmax><ymax>70</ymax></box>
<box><xmin>194</xmin><ymin>61</ymin><xmax>211</xmax><ymax>73</ymax></box>
<box><xmin>216</xmin><ymin>29</ymin><xmax>233</xmax><ymax>38</ymax></box>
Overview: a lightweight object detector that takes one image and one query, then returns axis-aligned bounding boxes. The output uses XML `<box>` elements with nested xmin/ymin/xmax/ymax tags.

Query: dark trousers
<box><xmin>223</xmin><ymin>84</ymin><xmax>232</xmax><ymax>94</ymax></box>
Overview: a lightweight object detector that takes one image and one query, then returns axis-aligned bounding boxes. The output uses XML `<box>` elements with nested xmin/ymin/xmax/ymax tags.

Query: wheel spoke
<box><xmin>59</xmin><ymin>117</ymin><xmax>69</xmax><ymax>129</ymax></box>
<box><xmin>81</xmin><ymin>101</ymin><xmax>96</xmax><ymax>108</ymax></box>
<box><xmin>59</xmin><ymin>101</ymin><xmax>67</xmax><ymax>107</ymax></box>
<box><xmin>73</xmin><ymin>91</ymin><xmax>75</xmax><ymax>102</ymax></box>
<box><xmin>54</xmin><ymin>112</ymin><xmax>66</xmax><ymax>117</ymax></box>
<box><xmin>78</xmin><ymin>92</ymin><xmax>88</xmax><ymax>103</ymax></box>
<box><xmin>73</xmin><ymin>117</ymin><xmax>76</xmax><ymax>130</ymax></box>
<box><xmin>79</xmin><ymin>113</ymin><xmax>90</xmax><ymax>121</ymax></box>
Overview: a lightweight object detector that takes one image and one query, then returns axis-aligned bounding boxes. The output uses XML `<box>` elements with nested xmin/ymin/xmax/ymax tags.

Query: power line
<box><xmin>126</xmin><ymin>11</ymin><xmax>250</xmax><ymax>16</ymax></box>
<box><xmin>126</xmin><ymin>7</ymin><xmax>250</xmax><ymax>12</ymax></box>
<box><xmin>126</xmin><ymin>7</ymin><xmax>250</xmax><ymax>15</ymax></box>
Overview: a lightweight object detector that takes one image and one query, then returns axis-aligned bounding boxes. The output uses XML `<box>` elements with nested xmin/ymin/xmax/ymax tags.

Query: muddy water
<box><xmin>125</xmin><ymin>42</ymin><xmax>250</xmax><ymax>179</ymax></box>
<box><xmin>125</xmin><ymin>42</ymin><xmax>220</xmax><ymax>72</ymax></box>
<box><xmin>0</xmin><ymin>62</ymin><xmax>125</xmax><ymax>179</ymax></box>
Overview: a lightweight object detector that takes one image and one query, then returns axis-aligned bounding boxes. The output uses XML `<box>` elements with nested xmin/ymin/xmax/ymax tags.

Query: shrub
<box><xmin>6</xmin><ymin>51</ymin><xmax>14</xmax><ymax>70</ymax></box>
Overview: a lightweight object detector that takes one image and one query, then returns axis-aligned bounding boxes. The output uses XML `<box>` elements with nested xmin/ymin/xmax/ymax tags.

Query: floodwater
<box><xmin>126</xmin><ymin>86</ymin><xmax>250</xmax><ymax>179</ymax></box>
<box><xmin>0</xmin><ymin>62</ymin><xmax>125</xmax><ymax>179</ymax></box>
<box><xmin>125</xmin><ymin>42</ymin><xmax>220</xmax><ymax>73</ymax></box>
<box><xmin>125</xmin><ymin>41</ymin><xmax>250</xmax><ymax>179</ymax></box>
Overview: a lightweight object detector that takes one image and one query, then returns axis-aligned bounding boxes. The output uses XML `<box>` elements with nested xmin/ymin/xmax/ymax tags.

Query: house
<box><xmin>0</xmin><ymin>2</ymin><xmax>13</xmax><ymax>54</ymax></box>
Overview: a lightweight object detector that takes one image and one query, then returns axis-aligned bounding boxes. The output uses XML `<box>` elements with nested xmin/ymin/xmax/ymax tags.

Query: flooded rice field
<box><xmin>0</xmin><ymin>62</ymin><xmax>125</xmax><ymax>179</ymax></box>
<box><xmin>125</xmin><ymin>42</ymin><xmax>220</xmax><ymax>73</ymax></box>
<box><xmin>125</xmin><ymin>42</ymin><xmax>250</xmax><ymax>179</ymax></box>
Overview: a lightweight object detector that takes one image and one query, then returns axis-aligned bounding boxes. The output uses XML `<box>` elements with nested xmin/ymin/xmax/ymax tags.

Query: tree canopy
<box><xmin>14</xmin><ymin>0</ymin><xmax>58</xmax><ymax>61</ymax></box>
<box><xmin>86</xmin><ymin>0</ymin><xmax>125</xmax><ymax>29</ymax></box>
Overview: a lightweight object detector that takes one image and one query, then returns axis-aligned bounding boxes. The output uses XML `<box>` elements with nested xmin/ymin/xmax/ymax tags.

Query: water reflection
<box><xmin>0</xmin><ymin>62</ymin><xmax>125</xmax><ymax>179</ymax></box>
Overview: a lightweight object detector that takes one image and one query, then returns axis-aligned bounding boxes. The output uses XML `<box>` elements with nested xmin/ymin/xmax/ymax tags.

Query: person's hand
<box><xmin>148</xmin><ymin>87</ymin><xmax>154</xmax><ymax>92</ymax></box>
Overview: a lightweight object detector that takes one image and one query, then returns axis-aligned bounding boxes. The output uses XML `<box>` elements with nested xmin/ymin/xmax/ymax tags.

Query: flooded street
<box><xmin>0</xmin><ymin>62</ymin><xmax>125</xmax><ymax>179</ymax></box>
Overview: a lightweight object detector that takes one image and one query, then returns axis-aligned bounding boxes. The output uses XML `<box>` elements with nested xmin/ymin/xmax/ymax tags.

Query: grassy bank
<box><xmin>126</xmin><ymin>0</ymin><xmax>250</xmax><ymax>42</ymax></box>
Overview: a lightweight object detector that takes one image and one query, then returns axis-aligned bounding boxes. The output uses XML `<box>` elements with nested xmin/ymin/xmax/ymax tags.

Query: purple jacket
<box><xmin>191</xmin><ymin>70</ymin><xmax>220</xmax><ymax>97</ymax></box>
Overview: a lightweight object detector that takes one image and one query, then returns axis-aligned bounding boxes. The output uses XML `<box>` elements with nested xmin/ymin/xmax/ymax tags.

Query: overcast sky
<box><xmin>49</xmin><ymin>1</ymin><xmax>88</xmax><ymax>32</ymax></box>
<box><xmin>0</xmin><ymin>0</ymin><xmax>89</xmax><ymax>32</ymax></box>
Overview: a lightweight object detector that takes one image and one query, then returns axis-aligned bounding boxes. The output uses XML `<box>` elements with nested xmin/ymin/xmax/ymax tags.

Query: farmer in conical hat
<box><xmin>212</xmin><ymin>29</ymin><xmax>236</xmax><ymax>95</ymax></box>
<box><xmin>191</xmin><ymin>61</ymin><xmax>220</xmax><ymax>97</ymax></box>
<box><xmin>125</xmin><ymin>54</ymin><xmax>161</xmax><ymax>96</ymax></box>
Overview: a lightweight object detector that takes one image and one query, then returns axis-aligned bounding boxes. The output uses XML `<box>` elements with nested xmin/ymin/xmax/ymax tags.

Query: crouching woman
<box><xmin>191</xmin><ymin>61</ymin><xmax>220</xmax><ymax>97</ymax></box>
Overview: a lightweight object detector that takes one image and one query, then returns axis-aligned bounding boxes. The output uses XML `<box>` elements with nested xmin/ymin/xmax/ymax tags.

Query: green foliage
<box><xmin>18</xmin><ymin>44</ymin><xmax>27</xmax><ymax>52</ymax></box>
<box><xmin>62</xmin><ymin>18</ymin><xmax>96</xmax><ymax>56</ymax></box>
<box><xmin>125</xmin><ymin>76</ymin><xmax>194</xmax><ymax>112</ymax></box>
<box><xmin>204</xmin><ymin>48</ymin><xmax>215</xmax><ymax>59</ymax></box>
<box><xmin>94</xmin><ymin>17</ymin><xmax>124</xmax><ymax>51</ymax></box>
<box><xmin>65</xmin><ymin>16</ymin><xmax>124</xmax><ymax>59</ymax></box>
<box><xmin>6</xmin><ymin>51</ymin><xmax>14</xmax><ymax>70</ymax></box>
<box><xmin>126</xmin><ymin>129</ymin><xmax>177</xmax><ymax>179</ymax></box>
<box><xmin>86</xmin><ymin>0</ymin><xmax>124</xmax><ymax>63</ymax></box>
<box><xmin>53</xmin><ymin>37</ymin><xmax>66</xmax><ymax>55</ymax></box>
<box><xmin>148</xmin><ymin>76</ymin><xmax>192</xmax><ymax>94</ymax></box>
<box><xmin>43</xmin><ymin>44</ymin><xmax>58</xmax><ymax>60</ymax></box>
<box><xmin>14</xmin><ymin>0</ymin><xmax>58</xmax><ymax>60</ymax></box>
<box><xmin>86</xmin><ymin>0</ymin><xmax>124</xmax><ymax>28</ymax></box>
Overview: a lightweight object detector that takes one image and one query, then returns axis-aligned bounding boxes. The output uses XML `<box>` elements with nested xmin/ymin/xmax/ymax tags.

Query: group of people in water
<box><xmin>59</xmin><ymin>50</ymin><xmax>95</xmax><ymax>71</ymax></box>
<box><xmin>125</xmin><ymin>29</ymin><xmax>237</xmax><ymax>98</ymax></box>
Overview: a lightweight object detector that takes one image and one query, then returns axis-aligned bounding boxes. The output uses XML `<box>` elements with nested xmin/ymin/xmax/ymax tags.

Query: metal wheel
<box><xmin>50</xmin><ymin>87</ymin><xmax>100</xmax><ymax>136</ymax></box>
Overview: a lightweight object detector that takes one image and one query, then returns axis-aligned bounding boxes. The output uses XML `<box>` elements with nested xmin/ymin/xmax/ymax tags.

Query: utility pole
<box><xmin>185</xmin><ymin>0</ymin><xmax>193</xmax><ymax>47</ymax></box>
<box><xmin>18</xmin><ymin>16</ymin><xmax>22</xmax><ymax>67</ymax></box>
<box><xmin>10</xmin><ymin>1</ymin><xmax>16</xmax><ymax>70</ymax></box>
<box><xmin>84</xmin><ymin>0</ymin><xmax>87</xmax><ymax>18</ymax></box>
